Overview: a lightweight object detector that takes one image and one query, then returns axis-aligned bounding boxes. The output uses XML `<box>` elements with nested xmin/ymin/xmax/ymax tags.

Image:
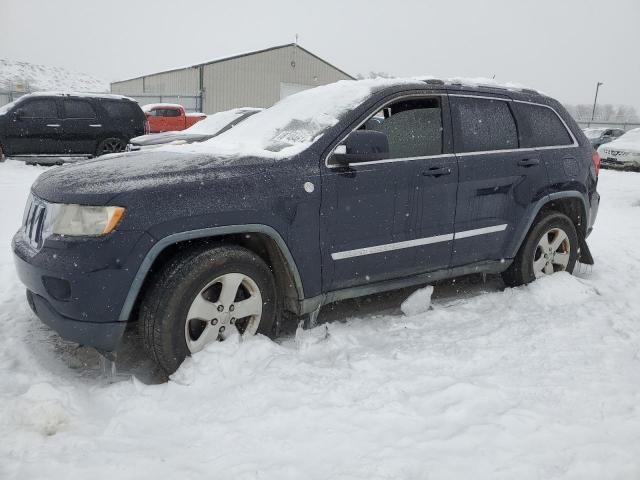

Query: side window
<box><xmin>450</xmin><ymin>97</ymin><xmax>518</xmax><ymax>153</ymax></box>
<box><xmin>102</xmin><ymin>101</ymin><xmax>134</xmax><ymax>119</ymax></box>
<box><xmin>155</xmin><ymin>108</ymin><xmax>180</xmax><ymax>117</ymax></box>
<box><xmin>362</xmin><ymin>97</ymin><xmax>443</xmax><ymax>159</ymax></box>
<box><xmin>20</xmin><ymin>99</ymin><xmax>58</xmax><ymax>118</ymax></box>
<box><xmin>515</xmin><ymin>103</ymin><xmax>573</xmax><ymax>148</ymax></box>
<box><xmin>63</xmin><ymin>99</ymin><xmax>97</xmax><ymax>119</ymax></box>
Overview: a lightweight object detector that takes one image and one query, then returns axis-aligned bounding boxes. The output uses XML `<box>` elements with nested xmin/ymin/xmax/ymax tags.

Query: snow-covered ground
<box><xmin>1</xmin><ymin>160</ymin><xmax>639</xmax><ymax>479</ymax></box>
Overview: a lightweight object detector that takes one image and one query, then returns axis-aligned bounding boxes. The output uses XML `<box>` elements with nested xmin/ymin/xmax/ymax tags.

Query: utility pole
<box><xmin>591</xmin><ymin>82</ymin><xmax>604</xmax><ymax>122</ymax></box>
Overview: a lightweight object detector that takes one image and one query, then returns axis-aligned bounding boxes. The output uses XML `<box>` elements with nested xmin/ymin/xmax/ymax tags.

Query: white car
<box><xmin>597</xmin><ymin>128</ymin><xmax>640</xmax><ymax>170</ymax></box>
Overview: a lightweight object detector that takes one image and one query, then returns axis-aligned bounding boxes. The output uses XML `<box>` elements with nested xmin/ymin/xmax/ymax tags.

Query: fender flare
<box><xmin>117</xmin><ymin>224</ymin><xmax>305</xmax><ymax>321</ymax></box>
<box><xmin>507</xmin><ymin>191</ymin><xmax>589</xmax><ymax>259</ymax></box>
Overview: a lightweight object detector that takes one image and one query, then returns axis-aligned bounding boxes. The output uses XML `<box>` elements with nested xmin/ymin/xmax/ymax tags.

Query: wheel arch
<box><xmin>508</xmin><ymin>191</ymin><xmax>589</xmax><ymax>259</ymax></box>
<box><xmin>118</xmin><ymin>225</ymin><xmax>305</xmax><ymax>322</ymax></box>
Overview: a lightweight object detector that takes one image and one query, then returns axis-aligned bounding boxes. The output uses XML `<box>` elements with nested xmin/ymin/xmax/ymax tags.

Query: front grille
<box><xmin>23</xmin><ymin>196</ymin><xmax>47</xmax><ymax>249</ymax></box>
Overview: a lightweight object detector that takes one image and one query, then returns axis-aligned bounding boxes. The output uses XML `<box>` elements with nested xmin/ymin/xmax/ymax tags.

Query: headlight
<box><xmin>48</xmin><ymin>204</ymin><xmax>125</xmax><ymax>236</ymax></box>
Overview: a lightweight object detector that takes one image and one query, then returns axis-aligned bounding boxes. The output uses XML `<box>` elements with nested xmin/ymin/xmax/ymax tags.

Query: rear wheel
<box><xmin>502</xmin><ymin>212</ymin><xmax>578</xmax><ymax>287</ymax></box>
<box><xmin>96</xmin><ymin>138</ymin><xmax>125</xmax><ymax>156</ymax></box>
<box><xmin>138</xmin><ymin>245</ymin><xmax>278</xmax><ymax>375</ymax></box>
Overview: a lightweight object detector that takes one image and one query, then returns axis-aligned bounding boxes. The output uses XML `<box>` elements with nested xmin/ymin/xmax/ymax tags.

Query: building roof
<box><xmin>112</xmin><ymin>43</ymin><xmax>354</xmax><ymax>85</ymax></box>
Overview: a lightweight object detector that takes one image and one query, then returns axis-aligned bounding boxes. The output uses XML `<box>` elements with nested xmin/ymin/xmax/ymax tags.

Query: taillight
<box><xmin>592</xmin><ymin>152</ymin><xmax>601</xmax><ymax>177</ymax></box>
<box><xmin>144</xmin><ymin>119</ymin><xmax>150</xmax><ymax>135</ymax></box>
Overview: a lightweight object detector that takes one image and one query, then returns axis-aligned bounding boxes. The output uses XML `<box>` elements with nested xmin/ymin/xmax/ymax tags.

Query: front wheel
<box><xmin>502</xmin><ymin>212</ymin><xmax>579</xmax><ymax>287</ymax></box>
<box><xmin>138</xmin><ymin>245</ymin><xmax>278</xmax><ymax>375</ymax></box>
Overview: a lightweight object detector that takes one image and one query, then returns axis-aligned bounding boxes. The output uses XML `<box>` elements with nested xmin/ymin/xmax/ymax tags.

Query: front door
<box><xmin>320</xmin><ymin>94</ymin><xmax>458</xmax><ymax>292</ymax></box>
<box><xmin>449</xmin><ymin>95</ymin><xmax>548</xmax><ymax>267</ymax></box>
<box><xmin>4</xmin><ymin>98</ymin><xmax>63</xmax><ymax>154</ymax></box>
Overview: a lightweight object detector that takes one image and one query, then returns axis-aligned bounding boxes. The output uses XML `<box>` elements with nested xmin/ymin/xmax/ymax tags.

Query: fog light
<box><xmin>42</xmin><ymin>276</ymin><xmax>71</xmax><ymax>301</ymax></box>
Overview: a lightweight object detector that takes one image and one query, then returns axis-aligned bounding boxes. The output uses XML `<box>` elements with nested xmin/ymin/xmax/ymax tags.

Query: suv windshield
<box><xmin>191</xmin><ymin>79</ymin><xmax>412</xmax><ymax>157</ymax></box>
<box><xmin>583</xmin><ymin>128</ymin><xmax>605</xmax><ymax>139</ymax></box>
<box><xmin>0</xmin><ymin>98</ymin><xmax>20</xmax><ymax>115</ymax></box>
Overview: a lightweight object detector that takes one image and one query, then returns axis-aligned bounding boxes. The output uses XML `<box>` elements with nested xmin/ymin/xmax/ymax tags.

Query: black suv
<box><xmin>12</xmin><ymin>79</ymin><xmax>600</xmax><ymax>375</ymax></box>
<box><xmin>0</xmin><ymin>92</ymin><xmax>147</xmax><ymax>160</ymax></box>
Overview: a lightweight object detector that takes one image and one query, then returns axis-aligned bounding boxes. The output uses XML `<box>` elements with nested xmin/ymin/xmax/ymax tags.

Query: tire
<box><xmin>501</xmin><ymin>212</ymin><xmax>579</xmax><ymax>287</ymax></box>
<box><xmin>95</xmin><ymin>137</ymin><xmax>125</xmax><ymax>156</ymax></box>
<box><xmin>0</xmin><ymin>143</ymin><xmax>5</xmax><ymax>162</ymax></box>
<box><xmin>138</xmin><ymin>245</ymin><xmax>278</xmax><ymax>375</ymax></box>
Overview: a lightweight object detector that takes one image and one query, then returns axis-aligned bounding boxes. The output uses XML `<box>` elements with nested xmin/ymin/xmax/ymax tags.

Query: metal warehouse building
<box><xmin>110</xmin><ymin>43</ymin><xmax>353</xmax><ymax>113</ymax></box>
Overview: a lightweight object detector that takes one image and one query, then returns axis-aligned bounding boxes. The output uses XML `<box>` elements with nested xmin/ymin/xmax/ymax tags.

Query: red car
<box><xmin>142</xmin><ymin>103</ymin><xmax>206</xmax><ymax>133</ymax></box>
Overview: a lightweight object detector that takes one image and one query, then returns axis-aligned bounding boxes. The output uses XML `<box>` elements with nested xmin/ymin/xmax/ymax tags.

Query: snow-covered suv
<box><xmin>12</xmin><ymin>79</ymin><xmax>600</xmax><ymax>375</ymax></box>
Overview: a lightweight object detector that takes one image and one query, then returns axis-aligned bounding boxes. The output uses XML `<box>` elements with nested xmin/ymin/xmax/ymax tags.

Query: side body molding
<box><xmin>506</xmin><ymin>190</ymin><xmax>589</xmax><ymax>259</ymax></box>
<box><xmin>118</xmin><ymin>224</ymin><xmax>305</xmax><ymax>321</ymax></box>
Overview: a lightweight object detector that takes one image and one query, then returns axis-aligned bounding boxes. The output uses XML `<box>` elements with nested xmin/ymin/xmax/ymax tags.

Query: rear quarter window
<box><xmin>514</xmin><ymin>103</ymin><xmax>574</xmax><ymax>148</ymax></box>
<box><xmin>101</xmin><ymin>100</ymin><xmax>138</xmax><ymax>119</ymax></box>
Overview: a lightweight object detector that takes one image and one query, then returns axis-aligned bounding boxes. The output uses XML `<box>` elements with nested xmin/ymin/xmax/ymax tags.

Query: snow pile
<box><xmin>401</xmin><ymin>285</ymin><xmax>434</xmax><ymax>316</ymax></box>
<box><xmin>1</xmin><ymin>161</ymin><xmax>640</xmax><ymax>478</ymax></box>
<box><xmin>0</xmin><ymin>59</ymin><xmax>108</xmax><ymax>93</ymax></box>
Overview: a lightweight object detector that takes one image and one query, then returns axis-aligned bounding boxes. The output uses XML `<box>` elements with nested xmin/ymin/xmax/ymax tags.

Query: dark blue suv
<box><xmin>12</xmin><ymin>79</ymin><xmax>600</xmax><ymax>374</ymax></box>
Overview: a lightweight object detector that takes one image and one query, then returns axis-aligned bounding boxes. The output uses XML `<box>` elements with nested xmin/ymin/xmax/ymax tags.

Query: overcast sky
<box><xmin>3</xmin><ymin>0</ymin><xmax>639</xmax><ymax>110</ymax></box>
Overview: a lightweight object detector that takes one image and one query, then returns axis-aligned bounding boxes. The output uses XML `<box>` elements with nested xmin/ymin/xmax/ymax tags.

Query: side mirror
<box><xmin>13</xmin><ymin>108</ymin><xmax>25</xmax><ymax>120</ymax></box>
<box><xmin>331</xmin><ymin>130</ymin><xmax>390</xmax><ymax>166</ymax></box>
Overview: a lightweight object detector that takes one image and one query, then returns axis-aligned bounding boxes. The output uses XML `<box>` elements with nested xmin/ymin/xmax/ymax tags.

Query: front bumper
<box><xmin>12</xmin><ymin>228</ymin><xmax>155</xmax><ymax>351</ymax></box>
<box><xmin>26</xmin><ymin>290</ymin><xmax>127</xmax><ymax>351</ymax></box>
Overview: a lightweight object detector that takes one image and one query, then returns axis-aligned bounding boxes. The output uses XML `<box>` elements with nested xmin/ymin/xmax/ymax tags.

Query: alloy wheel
<box><xmin>184</xmin><ymin>272</ymin><xmax>263</xmax><ymax>353</ymax></box>
<box><xmin>100</xmin><ymin>139</ymin><xmax>125</xmax><ymax>154</ymax></box>
<box><xmin>532</xmin><ymin>227</ymin><xmax>571</xmax><ymax>278</ymax></box>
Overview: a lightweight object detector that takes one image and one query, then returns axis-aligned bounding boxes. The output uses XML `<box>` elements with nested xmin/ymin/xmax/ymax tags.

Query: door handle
<box><xmin>89</xmin><ymin>124</ymin><xmax>102</xmax><ymax>127</ymax></box>
<box><xmin>46</xmin><ymin>124</ymin><xmax>61</xmax><ymax>127</ymax></box>
<box><xmin>422</xmin><ymin>166</ymin><xmax>452</xmax><ymax>177</ymax></box>
<box><xmin>518</xmin><ymin>158</ymin><xmax>540</xmax><ymax>167</ymax></box>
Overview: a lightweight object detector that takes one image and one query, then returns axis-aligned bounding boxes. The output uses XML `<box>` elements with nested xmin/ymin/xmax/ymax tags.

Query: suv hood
<box><xmin>32</xmin><ymin>149</ymin><xmax>274</xmax><ymax>205</ymax></box>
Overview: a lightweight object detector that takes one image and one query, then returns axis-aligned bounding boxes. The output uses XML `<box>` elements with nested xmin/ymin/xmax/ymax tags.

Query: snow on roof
<box><xmin>112</xmin><ymin>43</ymin><xmax>354</xmax><ymax>84</ymax></box>
<box><xmin>0</xmin><ymin>59</ymin><xmax>108</xmax><ymax>92</ymax></box>
<box><xmin>24</xmin><ymin>91</ymin><xmax>135</xmax><ymax>101</ymax></box>
<box><xmin>416</xmin><ymin>75</ymin><xmax>544</xmax><ymax>95</ymax></box>
<box><xmin>141</xmin><ymin>103</ymin><xmax>185</xmax><ymax>112</ymax></box>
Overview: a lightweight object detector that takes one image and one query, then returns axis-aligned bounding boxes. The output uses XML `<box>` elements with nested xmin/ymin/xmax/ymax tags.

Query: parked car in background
<box><xmin>583</xmin><ymin>127</ymin><xmax>625</xmax><ymax>149</ymax></box>
<box><xmin>142</xmin><ymin>103</ymin><xmax>206</xmax><ymax>133</ymax></box>
<box><xmin>128</xmin><ymin>107</ymin><xmax>262</xmax><ymax>151</ymax></box>
<box><xmin>13</xmin><ymin>79</ymin><xmax>599</xmax><ymax>375</ymax></box>
<box><xmin>0</xmin><ymin>92</ymin><xmax>147</xmax><ymax>160</ymax></box>
<box><xmin>597</xmin><ymin>128</ymin><xmax>640</xmax><ymax>170</ymax></box>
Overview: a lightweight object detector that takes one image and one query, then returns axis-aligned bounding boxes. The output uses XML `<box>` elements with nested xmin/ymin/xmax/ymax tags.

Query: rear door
<box><xmin>449</xmin><ymin>94</ymin><xmax>548</xmax><ymax>267</ymax></box>
<box><xmin>512</xmin><ymin>100</ymin><xmax>578</xmax><ymax>202</ymax></box>
<box><xmin>62</xmin><ymin>98</ymin><xmax>101</xmax><ymax>154</ymax></box>
<box><xmin>4</xmin><ymin>98</ymin><xmax>63</xmax><ymax>154</ymax></box>
<box><xmin>320</xmin><ymin>93</ymin><xmax>458</xmax><ymax>291</ymax></box>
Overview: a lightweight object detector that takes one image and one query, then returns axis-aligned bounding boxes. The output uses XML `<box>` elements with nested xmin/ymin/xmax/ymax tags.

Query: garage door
<box><xmin>280</xmin><ymin>82</ymin><xmax>314</xmax><ymax>99</ymax></box>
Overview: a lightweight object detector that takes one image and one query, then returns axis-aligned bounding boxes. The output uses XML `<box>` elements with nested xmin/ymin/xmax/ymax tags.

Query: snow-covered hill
<box><xmin>0</xmin><ymin>59</ymin><xmax>108</xmax><ymax>93</ymax></box>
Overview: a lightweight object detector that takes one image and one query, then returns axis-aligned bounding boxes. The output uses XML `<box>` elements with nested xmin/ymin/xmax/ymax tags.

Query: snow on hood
<box><xmin>181</xmin><ymin>78</ymin><xmax>417</xmax><ymax>159</ymax></box>
<box><xmin>32</xmin><ymin>149</ymin><xmax>268</xmax><ymax>203</ymax></box>
<box><xmin>600</xmin><ymin>128</ymin><xmax>640</xmax><ymax>152</ymax></box>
